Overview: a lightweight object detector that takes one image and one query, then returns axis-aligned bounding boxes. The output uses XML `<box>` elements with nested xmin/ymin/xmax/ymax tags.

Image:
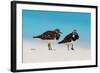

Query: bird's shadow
<box><xmin>30</xmin><ymin>48</ymin><xmax>36</xmax><ymax>51</ymax></box>
<box><xmin>49</xmin><ymin>49</ymin><xmax>56</xmax><ymax>51</ymax></box>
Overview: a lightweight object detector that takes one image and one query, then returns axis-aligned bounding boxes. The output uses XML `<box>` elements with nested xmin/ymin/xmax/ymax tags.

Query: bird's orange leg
<box><xmin>48</xmin><ymin>43</ymin><xmax>52</xmax><ymax>50</ymax></box>
<box><xmin>71</xmin><ymin>44</ymin><xmax>74</xmax><ymax>50</ymax></box>
<box><xmin>67</xmin><ymin>45</ymin><xmax>69</xmax><ymax>51</ymax></box>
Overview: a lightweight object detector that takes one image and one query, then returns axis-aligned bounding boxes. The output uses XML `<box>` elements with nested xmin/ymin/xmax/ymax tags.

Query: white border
<box><xmin>16</xmin><ymin>3</ymin><xmax>96</xmax><ymax>70</ymax></box>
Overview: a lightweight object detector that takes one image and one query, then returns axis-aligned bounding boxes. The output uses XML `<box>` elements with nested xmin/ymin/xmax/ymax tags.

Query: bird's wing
<box><xmin>33</xmin><ymin>31</ymin><xmax>52</xmax><ymax>38</ymax></box>
<box><xmin>63</xmin><ymin>33</ymin><xmax>73</xmax><ymax>42</ymax></box>
<box><xmin>42</xmin><ymin>31</ymin><xmax>52</xmax><ymax>35</ymax></box>
<box><xmin>58</xmin><ymin>33</ymin><xmax>72</xmax><ymax>44</ymax></box>
<box><xmin>64</xmin><ymin>33</ymin><xmax>73</xmax><ymax>40</ymax></box>
<box><xmin>40</xmin><ymin>31</ymin><xmax>56</xmax><ymax>39</ymax></box>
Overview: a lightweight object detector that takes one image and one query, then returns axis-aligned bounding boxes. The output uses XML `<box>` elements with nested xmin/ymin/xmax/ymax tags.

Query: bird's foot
<box><xmin>71</xmin><ymin>48</ymin><xmax>74</xmax><ymax>50</ymax></box>
<box><xmin>48</xmin><ymin>48</ymin><xmax>52</xmax><ymax>50</ymax></box>
<box><xmin>48</xmin><ymin>49</ymin><xmax>51</xmax><ymax>50</ymax></box>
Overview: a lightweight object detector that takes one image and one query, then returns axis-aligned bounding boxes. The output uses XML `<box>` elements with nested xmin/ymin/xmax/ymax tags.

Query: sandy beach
<box><xmin>23</xmin><ymin>39</ymin><xmax>91</xmax><ymax>63</ymax></box>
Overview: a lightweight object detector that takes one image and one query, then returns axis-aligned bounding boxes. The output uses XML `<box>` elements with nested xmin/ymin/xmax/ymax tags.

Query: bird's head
<box><xmin>72</xmin><ymin>29</ymin><xmax>79</xmax><ymax>39</ymax></box>
<box><xmin>54</xmin><ymin>29</ymin><xmax>62</xmax><ymax>34</ymax></box>
<box><xmin>54</xmin><ymin>29</ymin><xmax>62</xmax><ymax>40</ymax></box>
<box><xmin>73</xmin><ymin>30</ymin><xmax>77</xmax><ymax>34</ymax></box>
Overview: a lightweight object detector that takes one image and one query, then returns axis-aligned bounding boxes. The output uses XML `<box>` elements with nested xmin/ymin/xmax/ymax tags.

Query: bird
<box><xmin>33</xmin><ymin>29</ymin><xmax>62</xmax><ymax>50</ymax></box>
<box><xmin>58</xmin><ymin>30</ymin><xmax>79</xmax><ymax>50</ymax></box>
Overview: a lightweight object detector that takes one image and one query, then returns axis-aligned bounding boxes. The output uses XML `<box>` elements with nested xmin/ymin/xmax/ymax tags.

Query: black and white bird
<box><xmin>58</xmin><ymin>30</ymin><xmax>79</xmax><ymax>50</ymax></box>
<box><xmin>33</xmin><ymin>29</ymin><xmax>62</xmax><ymax>50</ymax></box>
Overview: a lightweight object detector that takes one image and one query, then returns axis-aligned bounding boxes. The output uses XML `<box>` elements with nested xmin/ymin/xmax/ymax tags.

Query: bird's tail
<box><xmin>33</xmin><ymin>35</ymin><xmax>41</xmax><ymax>38</ymax></box>
<box><xmin>58</xmin><ymin>40</ymin><xmax>64</xmax><ymax>44</ymax></box>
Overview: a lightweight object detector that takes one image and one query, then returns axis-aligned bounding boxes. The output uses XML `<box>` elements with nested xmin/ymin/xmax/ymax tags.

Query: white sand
<box><xmin>23</xmin><ymin>39</ymin><xmax>91</xmax><ymax>63</ymax></box>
